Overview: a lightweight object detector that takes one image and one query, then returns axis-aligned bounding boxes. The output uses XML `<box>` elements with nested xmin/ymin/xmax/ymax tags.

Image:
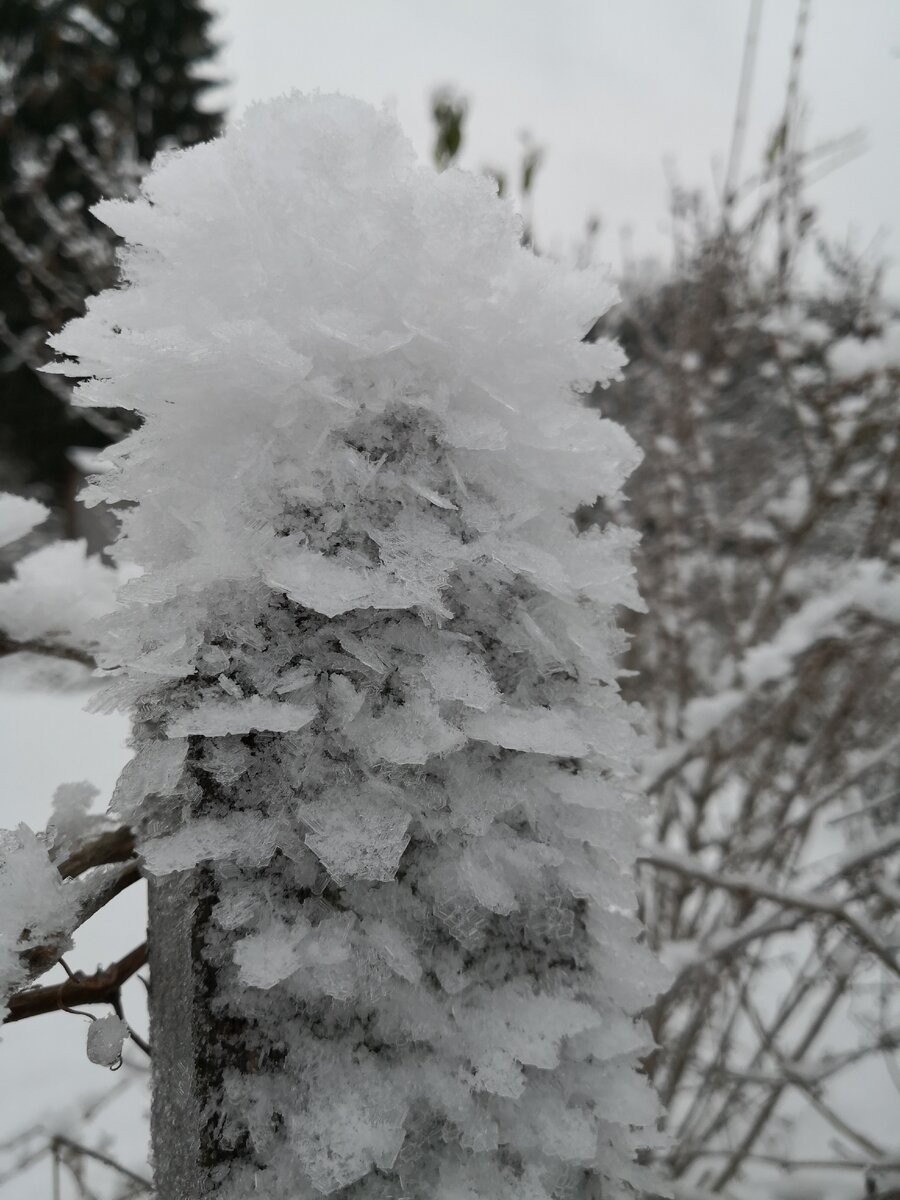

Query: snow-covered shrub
<box><xmin>51</xmin><ymin>94</ymin><xmax>664</xmax><ymax>1198</ymax></box>
<box><xmin>591</xmin><ymin>215</ymin><xmax>900</xmax><ymax>1193</ymax></box>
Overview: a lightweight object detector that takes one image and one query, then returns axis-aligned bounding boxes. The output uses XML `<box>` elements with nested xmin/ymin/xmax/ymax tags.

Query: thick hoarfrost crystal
<box><xmin>52</xmin><ymin>94</ymin><xmax>665</xmax><ymax>1197</ymax></box>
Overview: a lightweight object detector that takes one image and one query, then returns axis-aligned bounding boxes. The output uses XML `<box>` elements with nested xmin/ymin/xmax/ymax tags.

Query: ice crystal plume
<box><xmin>51</xmin><ymin>93</ymin><xmax>667</xmax><ymax>1199</ymax></box>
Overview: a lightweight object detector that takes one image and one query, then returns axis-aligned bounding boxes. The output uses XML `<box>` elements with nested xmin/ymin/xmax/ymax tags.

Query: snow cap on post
<box><xmin>52</xmin><ymin>93</ymin><xmax>665</xmax><ymax>1199</ymax></box>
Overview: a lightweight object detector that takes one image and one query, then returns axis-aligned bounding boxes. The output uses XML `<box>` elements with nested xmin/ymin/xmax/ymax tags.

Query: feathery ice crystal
<box><xmin>51</xmin><ymin>93</ymin><xmax>666</xmax><ymax>1198</ymax></box>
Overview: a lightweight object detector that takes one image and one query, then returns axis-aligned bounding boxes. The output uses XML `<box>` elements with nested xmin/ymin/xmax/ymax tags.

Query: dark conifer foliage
<box><xmin>0</xmin><ymin>0</ymin><xmax>222</xmax><ymax>519</ymax></box>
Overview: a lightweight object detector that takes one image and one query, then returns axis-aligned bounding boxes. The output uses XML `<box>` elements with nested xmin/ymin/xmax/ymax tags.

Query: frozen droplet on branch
<box><xmin>86</xmin><ymin>1014</ymin><xmax>129</xmax><ymax>1068</ymax></box>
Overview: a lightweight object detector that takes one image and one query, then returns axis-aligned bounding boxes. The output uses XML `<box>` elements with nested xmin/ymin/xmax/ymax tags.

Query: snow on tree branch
<box><xmin>0</xmin><ymin>824</ymin><xmax>77</xmax><ymax>1016</ymax></box>
<box><xmin>0</xmin><ymin>791</ymin><xmax>141</xmax><ymax>1023</ymax></box>
<box><xmin>0</xmin><ymin>492</ymin><xmax>49</xmax><ymax>549</ymax></box>
<box><xmin>592</xmin><ymin>182</ymin><xmax>900</xmax><ymax>1191</ymax></box>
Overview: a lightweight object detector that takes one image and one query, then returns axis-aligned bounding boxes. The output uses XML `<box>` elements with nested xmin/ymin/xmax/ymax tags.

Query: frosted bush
<box><xmin>51</xmin><ymin>93</ymin><xmax>665</xmax><ymax>1197</ymax></box>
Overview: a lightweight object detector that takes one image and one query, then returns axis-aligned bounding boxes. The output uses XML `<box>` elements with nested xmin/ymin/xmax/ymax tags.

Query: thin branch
<box><xmin>742</xmin><ymin>996</ymin><xmax>887</xmax><ymax>1160</ymax></box>
<box><xmin>0</xmin><ymin>633</ymin><xmax>96</xmax><ymax>669</ymax></box>
<box><xmin>0</xmin><ymin>1076</ymin><xmax>139</xmax><ymax>1188</ymax></box>
<box><xmin>5</xmin><ymin>944</ymin><xmax>148</xmax><ymax>1024</ymax></box>
<box><xmin>670</xmin><ymin>1150</ymin><xmax>900</xmax><ymax>1172</ymax></box>
<box><xmin>51</xmin><ymin>1136</ymin><xmax>153</xmax><ymax>1192</ymax></box>
<box><xmin>56</xmin><ymin>826</ymin><xmax>137</xmax><ymax>879</ymax></box>
<box><xmin>126</xmin><ymin>1026</ymin><xmax>152</xmax><ymax>1059</ymax></box>
<box><xmin>723</xmin><ymin>0</ymin><xmax>764</xmax><ymax>208</ymax></box>
<box><xmin>676</xmin><ymin>935</ymin><xmax>839</xmax><ymax>1167</ymax></box>
<box><xmin>711</xmin><ymin>970</ymin><xmax>852</xmax><ymax>1189</ymax></box>
<box><xmin>820</xmin><ymin>833</ymin><xmax>900</xmax><ymax>889</ymax></box>
<box><xmin>641</xmin><ymin>848</ymin><xmax>900</xmax><ymax>977</ymax></box>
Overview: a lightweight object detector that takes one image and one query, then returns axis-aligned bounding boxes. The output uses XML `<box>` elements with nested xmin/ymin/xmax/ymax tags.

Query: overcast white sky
<box><xmin>211</xmin><ymin>0</ymin><xmax>899</xmax><ymax>287</ymax></box>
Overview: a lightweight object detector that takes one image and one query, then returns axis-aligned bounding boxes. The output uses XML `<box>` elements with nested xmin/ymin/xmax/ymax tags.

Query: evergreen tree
<box><xmin>0</xmin><ymin>0</ymin><xmax>222</xmax><ymax>519</ymax></box>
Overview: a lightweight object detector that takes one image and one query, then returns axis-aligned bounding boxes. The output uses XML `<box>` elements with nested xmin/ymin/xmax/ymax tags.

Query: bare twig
<box><xmin>0</xmin><ymin>633</ymin><xmax>96</xmax><ymax>669</ymax></box>
<box><xmin>5</xmin><ymin>944</ymin><xmax>148</xmax><ymax>1024</ymax></box>
<box><xmin>641</xmin><ymin>848</ymin><xmax>900</xmax><ymax>977</ymax></box>
<box><xmin>51</xmin><ymin>1135</ymin><xmax>153</xmax><ymax>1192</ymax></box>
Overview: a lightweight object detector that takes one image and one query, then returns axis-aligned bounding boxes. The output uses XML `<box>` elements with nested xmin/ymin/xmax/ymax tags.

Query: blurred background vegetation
<box><xmin>0</xmin><ymin>0</ymin><xmax>221</xmax><ymax>539</ymax></box>
<box><xmin>0</xmin><ymin>2</ymin><xmax>897</xmax><ymax>1198</ymax></box>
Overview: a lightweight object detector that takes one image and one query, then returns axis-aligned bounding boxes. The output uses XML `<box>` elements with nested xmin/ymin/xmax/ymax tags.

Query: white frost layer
<box><xmin>142</xmin><ymin>812</ymin><xmax>281</xmax><ymax>875</ymax></box>
<box><xmin>45</xmin><ymin>93</ymin><xmax>662</xmax><ymax>1200</ymax></box>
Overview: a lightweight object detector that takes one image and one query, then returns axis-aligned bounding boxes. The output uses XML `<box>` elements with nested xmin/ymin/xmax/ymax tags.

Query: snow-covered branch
<box><xmin>4</xmin><ymin>942</ymin><xmax>147</xmax><ymax>1025</ymax></box>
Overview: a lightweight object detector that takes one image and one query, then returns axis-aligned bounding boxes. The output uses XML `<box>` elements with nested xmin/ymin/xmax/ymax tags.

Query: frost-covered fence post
<box><xmin>52</xmin><ymin>94</ymin><xmax>665</xmax><ymax>1199</ymax></box>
